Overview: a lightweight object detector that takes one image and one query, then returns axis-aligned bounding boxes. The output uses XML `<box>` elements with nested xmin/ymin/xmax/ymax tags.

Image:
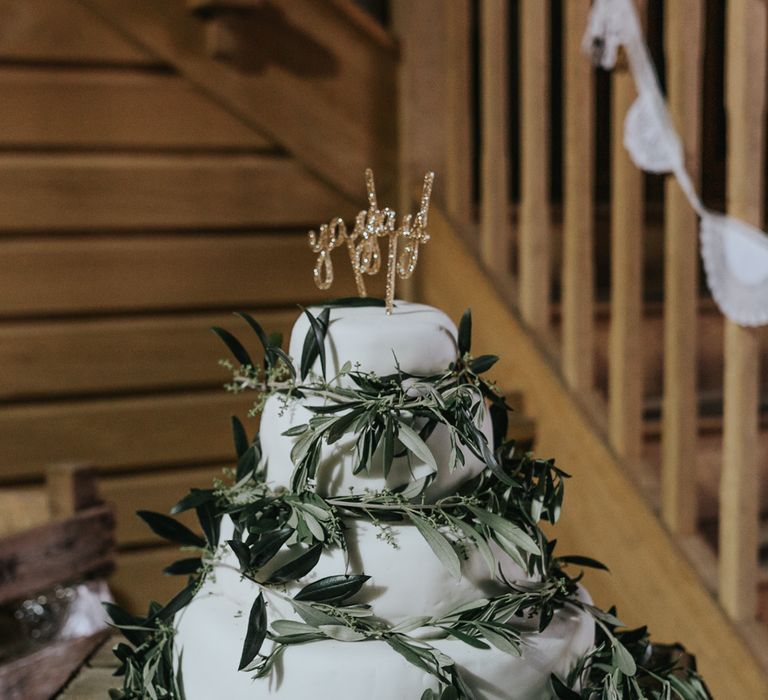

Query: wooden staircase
<box><xmin>422</xmin><ymin>206</ymin><xmax>768</xmax><ymax>700</ymax></box>
<box><xmin>409</xmin><ymin>1</ymin><xmax>768</xmax><ymax>697</ymax></box>
<box><xmin>0</xmin><ymin>1</ymin><xmax>766</xmax><ymax>697</ymax></box>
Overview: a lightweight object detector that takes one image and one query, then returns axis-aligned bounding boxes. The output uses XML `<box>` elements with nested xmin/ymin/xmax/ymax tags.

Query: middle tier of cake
<box><xmin>215</xmin><ymin>515</ymin><xmax>533</xmax><ymax>625</ymax></box>
<box><xmin>175</xmin><ymin>516</ymin><xmax>595</xmax><ymax>700</ymax></box>
<box><xmin>259</xmin><ymin>394</ymin><xmax>494</xmax><ymax>500</ymax></box>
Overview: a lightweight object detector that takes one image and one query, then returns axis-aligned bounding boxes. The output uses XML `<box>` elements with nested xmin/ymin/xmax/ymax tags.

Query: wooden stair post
<box><xmin>561</xmin><ymin>0</ymin><xmax>595</xmax><ymax>391</ymax></box>
<box><xmin>443</xmin><ymin>0</ymin><xmax>473</xmax><ymax>226</ymax></box>
<box><xmin>479</xmin><ymin>0</ymin><xmax>511</xmax><ymax>276</ymax></box>
<box><xmin>518</xmin><ymin>0</ymin><xmax>551</xmax><ymax>332</ymax></box>
<box><xmin>719</xmin><ymin>0</ymin><xmax>766</xmax><ymax>623</ymax></box>
<box><xmin>609</xmin><ymin>32</ymin><xmax>645</xmax><ymax>463</ymax></box>
<box><xmin>661</xmin><ymin>0</ymin><xmax>703</xmax><ymax>536</ymax></box>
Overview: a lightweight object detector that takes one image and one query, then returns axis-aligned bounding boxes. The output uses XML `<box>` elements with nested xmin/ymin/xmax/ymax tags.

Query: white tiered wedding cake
<box><xmin>106</xmin><ymin>171</ymin><xmax>711</xmax><ymax>700</ymax></box>
<box><xmin>174</xmin><ymin>302</ymin><xmax>595</xmax><ymax>699</ymax></box>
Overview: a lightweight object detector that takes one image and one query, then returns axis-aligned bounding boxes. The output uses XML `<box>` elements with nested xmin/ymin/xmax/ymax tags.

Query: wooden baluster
<box><xmin>562</xmin><ymin>0</ymin><xmax>594</xmax><ymax>390</ymax></box>
<box><xmin>444</xmin><ymin>0</ymin><xmax>473</xmax><ymax>225</ymax></box>
<box><xmin>479</xmin><ymin>0</ymin><xmax>511</xmax><ymax>274</ymax></box>
<box><xmin>719</xmin><ymin>0</ymin><xmax>765</xmax><ymax>622</ymax></box>
<box><xmin>518</xmin><ymin>0</ymin><xmax>550</xmax><ymax>331</ymax></box>
<box><xmin>608</xmin><ymin>10</ymin><xmax>645</xmax><ymax>462</ymax></box>
<box><xmin>661</xmin><ymin>1</ymin><xmax>703</xmax><ymax>535</ymax></box>
<box><xmin>392</xmin><ymin>0</ymin><xmax>445</xmax><ymax>300</ymax></box>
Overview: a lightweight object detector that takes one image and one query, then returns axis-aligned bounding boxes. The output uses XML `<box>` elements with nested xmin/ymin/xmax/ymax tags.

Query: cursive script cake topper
<box><xmin>308</xmin><ymin>169</ymin><xmax>435</xmax><ymax>315</ymax></box>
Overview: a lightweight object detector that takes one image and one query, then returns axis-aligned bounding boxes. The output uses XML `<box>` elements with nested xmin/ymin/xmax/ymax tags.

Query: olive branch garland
<box><xmin>105</xmin><ymin>441</ymin><xmax>580</xmax><ymax>700</ymax></box>
<box><xmin>107</xmin><ymin>439</ymin><xmax>710</xmax><ymax>700</ymax></box>
<box><xmin>105</xmin><ymin>304</ymin><xmax>711</xmax><ymax>700</ymax></box>
<box><xmin>215</xmin><ymin>304</ymin><xmax>510</xmax><ymax>493</ymax></box>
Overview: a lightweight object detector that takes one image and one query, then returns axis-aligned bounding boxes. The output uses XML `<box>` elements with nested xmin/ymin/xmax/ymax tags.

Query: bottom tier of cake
<box><xmin>175</xmin><ymin>578</ymin><xmax>594</xmax><ymax>700</ymax></box>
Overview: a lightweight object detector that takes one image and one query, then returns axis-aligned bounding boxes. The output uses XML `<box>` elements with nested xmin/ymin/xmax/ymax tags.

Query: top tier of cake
<box><xmin>288</xmin><ymin>300</ymin><xmax>460</xmax><ymax>377</ymax></box>
<box><xmin>259</xmin><ymin>301</ymin><xmax>493</xmax><ymax>499</ymax></box>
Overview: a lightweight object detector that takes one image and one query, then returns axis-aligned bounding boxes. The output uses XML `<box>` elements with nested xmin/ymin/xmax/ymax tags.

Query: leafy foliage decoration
<box><xmin>106</xmin><ymin>305</ymin><xmax>712</xmax><ymax>700</ymax></box>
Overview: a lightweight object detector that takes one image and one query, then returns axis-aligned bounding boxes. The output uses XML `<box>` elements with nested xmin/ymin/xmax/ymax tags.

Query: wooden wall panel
<box><xmin>0</xmin><ymin>69</ymin><xmax>272</xmax><ymax>150</ymax></box>
<box><xmin>0</xmin><ymin>155</ymin><xmax>351</xmax><ymax>230</ymax></box>
<box><xmin>112</xmin><ymin>546</ymin><xmax>184</xmax><ymax>611</ymax></box>
<box><xmin>101</xmin><ymin>465</ymin><xmax>226</xmax><ymax>546</ymax></box>
<box><xmin>0</xmin><ymin>234</ymin><xmax>373</xmax><ymax>316</ymax></box>
<box><xmin>0</xmin><ymin>392</ymin><xmax>255</xmax><ymax>481</ymax></box>
<box><xmin>0</xmin><ymin>310</ymin><xmax>297</xmax><ymax>399</ymax></box>
<box><xmin>0</xmin><ymin>0</ymin><xmax>158</xmax><ymax>66</ymax></box>
<box><xmin>76</xmin><ymin>0</ymin><xmax>398</xmax><ymax>203</ymax></box>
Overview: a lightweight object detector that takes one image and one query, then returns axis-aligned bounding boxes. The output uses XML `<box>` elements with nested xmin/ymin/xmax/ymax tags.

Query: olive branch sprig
<box><xmin>213</xmin><ymin>306</ymin><xmax>510</xmax><ymax>493</ymax></box>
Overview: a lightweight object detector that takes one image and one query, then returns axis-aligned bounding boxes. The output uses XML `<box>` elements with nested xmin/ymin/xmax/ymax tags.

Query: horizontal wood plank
<box><xmin>0</xmin><ymin>69</ymin><xmax>271</xmax><ymax>150</ymax></box>
<box><xmin>0</xmin><ymin>0</ymin><xmax>158</xmax><ymax>66</ymax></box>
<box><xmin>111</xmin><ymin>546</ymin><xmax>191</xmax><ymax>613</ymax></box>
<box><xmin>0</xmin><ymin>233</ymin><xmax>376</xmax><ymax>316</ymax></box>
<box><xmin>0</xmin><ymin>309</ymin><xmax>297</xmax><ymax>399</ymax></box>
<box><xmin>0</xmin><ymin>154</ymin><xmax>352</xmax><ymax>230</ymax></box>
<box><xmin>102</xmin><ymin>465</ymin><xmax>227</xmax><ymax>546</ymax></box>
<box><xmin>0</xmin><ymin>392</ymin><xmax>256</xmax><ymax>481</ymax></box>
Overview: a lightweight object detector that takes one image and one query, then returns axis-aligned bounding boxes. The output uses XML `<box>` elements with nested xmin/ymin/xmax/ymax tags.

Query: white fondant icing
<box><xmin>173</xmin><ymin>302</ymin><xmax>597</xmax><ymax>698</ymax></box>
<box><xmin>209</xmin><ymin>517</ymin><xmax>532</xmax><ymax>626</ymax></box>
<box><xmin>263</xmin><ymin>301</ymin><xmax>493</xmax><ymax>498</ymax></box>
<box><xmin>260</xmin><ymin>394</ymin><xmax>493</xmax><ymax>500</ymax></box>
<box><xmin>176</xmin><ymin>574</ymin><xmax>593</xmax><ymax>700</ymax></box>
<box><xmin>289</xmin><ymin>301</ymin><xmax>459</xmax><ymax>378</ymax></box>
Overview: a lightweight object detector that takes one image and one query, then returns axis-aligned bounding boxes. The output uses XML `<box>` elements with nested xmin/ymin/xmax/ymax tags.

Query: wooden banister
<box><xmin>608</xmin><ymin>41</ymin><xmax>645</xmax><ymax>462</ymax></box>
<box><xmin>561</xmin><ymin>0</ymin><xmax>595</xmax><ymax>391</ymax></box>
<box><xmin>661</xmin><ymin>0</ymin><xmax>703</xmax><ymax>535</ymax></box>
<box><xmin>479</xmin><ymin>0</ymin><xmax>511</xmax><ymax>275</ymax></box>
<box><xmin>719</xmin><ymin>0</ymin><xmax>765</xmax><ymax>622</ymax></box>
<box><xmin>411</xmin><ymin>0</ymin><xmax>768</xmax><ymax>659</ymax></box>
<box><xmin>518</xmin><ymin>0</ymin><xmax>551</xmax><ymax>331</ymax></box>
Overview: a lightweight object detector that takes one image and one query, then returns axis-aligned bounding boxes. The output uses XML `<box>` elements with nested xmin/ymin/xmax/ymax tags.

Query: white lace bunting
<box><xmin>582</xmin><ymin>0</ymin><xmax>768</xmax><ymax>327</ymax></box>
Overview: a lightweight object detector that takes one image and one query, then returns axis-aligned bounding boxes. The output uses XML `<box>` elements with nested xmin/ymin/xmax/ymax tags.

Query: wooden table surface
<box><xmin>58</xmin><ymin>639</ymin><xmax>118</xmax><ymax>699</ymax></box>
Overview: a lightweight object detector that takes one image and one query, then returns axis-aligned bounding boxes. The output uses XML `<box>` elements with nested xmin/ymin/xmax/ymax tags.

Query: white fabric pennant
<box><xmin>581</xmin><ymin>0</ymin><xmax>630</xmax><ymax>70</ymax></box>
<box><xmin>700</xmin><ymin>213</ymin><xmax>768</xmax><ymax>326</ymax></box>
<box><xmin>582</xmin><ymin>0</ymin><xmax>768</xmax><ymax>327</ymax></box>
<box><xmin>624</xmin><ymin>92</ymin><xmax>683</xmax><ymax>174</ymax></box>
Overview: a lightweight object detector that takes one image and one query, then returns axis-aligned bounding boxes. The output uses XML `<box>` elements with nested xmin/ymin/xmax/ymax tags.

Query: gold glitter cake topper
<box><xmin>308</xmin><ymin>169</ymin><xmax>435</xmax><ymax>315</ymax></box>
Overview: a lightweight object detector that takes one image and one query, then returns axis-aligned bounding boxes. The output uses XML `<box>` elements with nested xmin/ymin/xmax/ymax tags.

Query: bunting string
<box><xmin>583</xmin><ymin>0</ymin><xmax>768</xmax><ymax>327</ymax></box>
